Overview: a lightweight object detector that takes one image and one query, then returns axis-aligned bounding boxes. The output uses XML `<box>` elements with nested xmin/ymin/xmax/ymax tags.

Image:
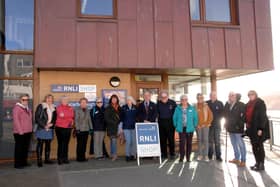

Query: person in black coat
<box><xmin>224</xmin><ymin>92</ymin><xmax>247</xmax><ymax>167</ymax></box>
<box><xmin>104</xmin><ymin>95</ymin><xmax>122</xmax><ymax>161</ymax></box>
<box><xmin>34</xmin><ymin>94</ymin><xmax>57</xmax><ymax>167</ymax></box>
<box><xmin>245</xmin><ymin>90</ymin><xmax>270</xmax><ymax>171</ymax></box>
<box><xmin>137</xmin><ymin>91</ymin><xmax>158</xmax><ymax>122</ymax></box>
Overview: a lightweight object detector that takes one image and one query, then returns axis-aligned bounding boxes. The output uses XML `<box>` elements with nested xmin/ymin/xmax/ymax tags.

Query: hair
<box><xmin>44</xmin><ymin>94</ymin><xmax>54</xmax><ymax>102</ymax></box>
<box><xmin>248</xmin><ymin>90</ymin><xmax>258</xmax><ymax>97</ymax></box>
<box><xmin>19</xmin><ymin>94</ymin><xmax>29</xmax><ymax>100</ymax></box>
<box><xmin>180</xmin><ymin>94</ymin><xmax>188</xmax><ymax>101</ymax></box>
<box><xmin>143</xmin><ymin>90</ymin><xmax>151</xmax><ymax>95</ymax></box>
<box><xmin>127</xmin><ymin>96</ymin><xmax>136</xmax><ymax>105</ymax></box>
<box><xmin>196</xmin><ymin>93</ymin><xmax>204</xmax><ymax>99</ymax></box>
<box><xmin>159</xmin><ymin>89</ymin><xmax>169</xmax><ymax>96</ymax></box>
<box><xmin>79</xmin><ymin>97</ymin><xmax>88</xmax><ymax>103</ymax></box>
<box><xmin>60</xmin><ymin>95</ymin><xmax>68</xmax><ymax>101</ymax></box>
<box><xmin>96</xmin><ymin>97</ymin><xmax>102</xmax><ymax>102</ymax></box>
<box><xmin>109</xmin><ymin>94</ymin><xmax>119</xmax><ymax>105</ymax></box>
<box><xmin>236</xmin><ymin>93</ymin><xmax>242</xmax><ymax>101</ymax></box>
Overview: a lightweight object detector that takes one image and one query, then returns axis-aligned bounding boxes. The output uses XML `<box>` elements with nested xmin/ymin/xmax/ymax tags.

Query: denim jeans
<box><xmin>229</xmin><ymin>133</ymin><xmax>246</xmax><ymax>162</ymax></box>
<box><xmin>123</xmin><ymin>129</ymin><xmax>136</xmax><ymax>157</ymax></box>
<box><xmin>197</xmin><ymin>127</ymin><xmax>209</xmax><ymax>157</ymax></box>
<box><xmin>208</xmin><ymin>127</ymin><xmax>221</xmax><ymax>159</ymax></box>
<box><xmin>110</xmin><ymin>137</ymin><xmax>117</xmax><ymax>156</ymax></box>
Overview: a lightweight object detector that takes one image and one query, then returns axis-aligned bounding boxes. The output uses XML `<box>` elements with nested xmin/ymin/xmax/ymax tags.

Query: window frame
<box><xmin>77</xmin><ymin>0</ymin><xmax>118</xmax><ymax>19</ymax></box>
<box><xmin>191</xmin><ymin>0</ymin><xmax>239</xmax><ymax>26</ymax></box>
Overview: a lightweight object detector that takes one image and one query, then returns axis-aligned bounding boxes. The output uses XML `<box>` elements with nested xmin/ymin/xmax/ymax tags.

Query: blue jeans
<box><xmin>110</xmin><ymin>137</ymin><xmax>117</xmax><ymax>156</ymax></box>
<box><xmin>123</xmin><ymin>129</ymin><xmax>136</xmax><ymax>157</ymax></box>
<box><xmin>229</xmin><ymin>133</ymin><xmax>246</xmax><ymax>162</ymax></box>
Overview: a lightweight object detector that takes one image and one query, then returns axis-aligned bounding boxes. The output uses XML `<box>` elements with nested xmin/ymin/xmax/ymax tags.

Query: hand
<box><xmin>76</xmin><ymin>130</ymin><xmax>81</xmax><ymax>134</ymax></box>
<box><xmin>144</xmin><ymin>120</ymin><xmax>150</xmax><ymax>123</ymax></box>
<box><xmin>257</xmin><ymin>130</ymin><xmax>262</xmax><ymax>136</ymax></box>
<box><xmin>89</xmin><ymin>129</ymin><xmax>94</xmax><ymax>135</ymax></box>
<box><xmin>47</xmin><ymin>123</ymin><xmax>53</xmax><ymax>128</ymax></box>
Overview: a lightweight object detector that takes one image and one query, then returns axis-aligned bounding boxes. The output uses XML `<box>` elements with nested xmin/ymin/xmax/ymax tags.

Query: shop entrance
<box><xmin>136</xmin><ymin>82</ymin><xmax>162</xmax><ymax>103</ymax></box>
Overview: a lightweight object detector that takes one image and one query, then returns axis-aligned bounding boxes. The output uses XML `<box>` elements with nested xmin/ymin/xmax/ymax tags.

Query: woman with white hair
<box><xmin>120</xmin><ymin>96</ymin><xmax>138</xmax><ymax>161</ymax></box>
<box><xmin>55</xmin><ymin>95</ymin><xmax>74</xmax><ymax>165</ymax></box>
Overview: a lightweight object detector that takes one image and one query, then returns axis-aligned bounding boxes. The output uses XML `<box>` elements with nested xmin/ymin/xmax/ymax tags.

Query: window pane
<box><xmin>135</xmin><ymin>75</ymin><xmax>162</xmax><ymax>82</ymax></box>
<box><xmin>205</xmin><ymin>0</ymin><xmax>231</xmax><ymax>22</ymax></box>
<box><xmin>0</xmin><ymin>80</ymin><xmax>33</xmax><ymax>159</ymax></box>
<box><xmin>4</xmin><ymin>0</ymin><xmax>34</xmax><ymax>51</ymax></box>
<box><xmin>81</xmin><ymin>0</ymin><xmax>114</xmax><ymax>16</ymax></box>
<box><xmin>0</xmin><ymin>54</ymin><xmax>33</xmax><ymax>78</ymax></box>
<box><xmin>190</xmin><ymin>0</ymin><xmax>201</xmax><ymax>21</ymax></box>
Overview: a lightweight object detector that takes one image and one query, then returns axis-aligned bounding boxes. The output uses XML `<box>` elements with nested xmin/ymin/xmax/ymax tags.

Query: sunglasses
<box><xmin>21</xmin><ymin>99</ymin><xmax>29</xmax><ymax>101</ymax></box>
<box><xmin>96</xmin><ymin>101</ymin><xmax>103</xmax><ymax>104</ymax></box>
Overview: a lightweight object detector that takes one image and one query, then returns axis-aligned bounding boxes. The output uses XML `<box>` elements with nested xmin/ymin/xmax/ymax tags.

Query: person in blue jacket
<box><xmin>173</xmin><ymin>94</ymin><xmax>198</xmax><ymax>162</ymax></box>
<box><xmin>120</xmin><ymin>96</ymin><xmax>138</xmax><ymax>161</ymax></box>
<box><xmin>137</xmin><ymin>91</ymin><xmax>158</xmax><ymax>122</ymax></box>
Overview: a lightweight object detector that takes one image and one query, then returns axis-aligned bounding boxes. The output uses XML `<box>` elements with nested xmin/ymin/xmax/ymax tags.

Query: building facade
<box><xmin>0</xmin><ymin>0</ymin><xmax>274</xmax><ymax>159</ymax></box>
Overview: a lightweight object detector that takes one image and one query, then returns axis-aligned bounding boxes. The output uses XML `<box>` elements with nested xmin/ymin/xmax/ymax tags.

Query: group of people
<box><xmin>12</xmin><ymin>89</ymin><xmax>270</xmax><ymax>172</ymax></box>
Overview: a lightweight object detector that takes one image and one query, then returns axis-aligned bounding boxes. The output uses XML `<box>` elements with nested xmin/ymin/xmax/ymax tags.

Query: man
<box><xmin>224</xmin><ymin>92</ymin><xmax>246</xmax><ymax>167</ymax></box>
<box><xmin>157</xmin><ymin>90</ymin><xmax>177</xmax><ymax>159</ymax></box>
<box><xmin>137</xmin><ymin>91</ymin><xmax>157</xmax><ymax>123</ymax></box>
<box><xmin>207</xmin><ymin>91</ymin><xmax>224</xmax><ymax>162</ymax></box>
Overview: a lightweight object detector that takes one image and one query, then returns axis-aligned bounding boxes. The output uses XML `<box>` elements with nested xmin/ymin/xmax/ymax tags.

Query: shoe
<box><xmin>216</xmin><ymin>157</ymin><xmax>223</xmax><ymax>162</ymax></box>
<box><xmin>37</xmin><ymin>160</ymin><xmax>43</xmax><ymax>167</ymax></box>
<box><xmin>251</xmin><ymin>163</ymin><xmax>265</xmax><ymax>171</ymax></box>
<box><xmin>112</xmin><ymin>155</ymin><xmax>117</xmax><ymax>161</ymax></box>
<box><xmin>130</xmin><ymin>156</ymin><xmax>136</xmax><ymax>161</ymax></box>
<box><xmin>14</xmin><ymin>166</ymin><xmax>24</xmax><ymax>169</ymax></box>
<box><xmin>24</xmin><ymin>163</ymin><xmax>32</xmax><ymax>167</ymax></box>
<box><xmin>63</xmin><ymin>159</ymin><xmax>70</xmax><ymax>164</ymax></box>
<box><xmin>44</xmin><ymin>160</ymin><xmax>54</xmax><ymax>164</ymax></box>
<box><xmin>58</xmin><ymin>159</ymin><xmax>63</xmax><ymax>165</ymax></box>
<box><xmin>204</xmin><ymin>157</ymin><xmax>210</xmax><ymax>162</ymax></box>
<box><xmin>250</xmin><ymin>163</ymin><xmax>258</xmax><ymax>170</ymax></box>
<box><xmin>169</xmin><ymin>155</ymin><xmax>176</xmax><ymax>160</ymax></box>
<box><xmin>96</xmin><ymin>156</ymin><xmax>105</xmax><ymax>160</ymax></box>
<box><xmin>229</xmin><ymin>159</ymin><xmax>240</xmax><ymax>165</ymax></box>
<box><xmin>197</xmin><ymin>155</ymin><xmax>203</xmax><ymax>161</ymax></box>
<box><xmin>238</xmin><ymin>161</ymin><xmax>246</xmax><ymax>167</ymax></box>
<box><xmin>126</xmin><ymin>156</ymin><xmax>131</xmax><ymax>162</ymax></box>
<box><xmin>179</xmin><ymin>158</ymin><xmax>183</xmax><ymax>162</ymax></box>
<box><xmin>161</xmin><ymin>155</ymin><xmax>168</xmax><ymax>160</ymax></box>
<box><xmin>187</xmin><ymin>158</ymin><xmax>191</xmax><ymax>162</ymax></box>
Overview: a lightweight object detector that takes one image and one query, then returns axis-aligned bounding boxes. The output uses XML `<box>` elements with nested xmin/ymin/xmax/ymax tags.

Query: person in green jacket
<box><xmin>173</xmin><ymin>95</ymin><xmax>198</xmax><ymax>162</ymax></box>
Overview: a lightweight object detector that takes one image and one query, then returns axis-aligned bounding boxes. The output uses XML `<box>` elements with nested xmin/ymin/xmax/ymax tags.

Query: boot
<box><xmin>44</xmin><ymin>140</ymin><xmax>53</xmax><ymax>164</ymax></box>
<box><xmin>251</xmin><ymin>162</ymin><xmax>265</xmax><ymax>171</ymax></box>
<box><xmin>36</xmin><ymin>139</ymin><xmax>43</xmax><ymax>167</ymax></box>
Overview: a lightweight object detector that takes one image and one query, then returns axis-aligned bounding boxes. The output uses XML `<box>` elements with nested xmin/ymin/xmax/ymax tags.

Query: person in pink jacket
<box><xmin>12</xmin><ymin>94</ymin><xmax>33</xmax><ymax>169</ymax></box>
<box><xmin>55</xmin><ymin>96</ymin><xmax>74</xmax><ymax>165</ymax></box>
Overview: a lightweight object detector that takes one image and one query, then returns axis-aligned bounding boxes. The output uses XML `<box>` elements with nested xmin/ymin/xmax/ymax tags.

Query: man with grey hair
<box><xmin>157</xmin><ymin>90</ymin><xmax>177</xmax><ymax>159</ymax></box>
<box><xmin>137</xmin><ymin>91</ymin><xmax>157</xmax><ymax>123</ymax></box>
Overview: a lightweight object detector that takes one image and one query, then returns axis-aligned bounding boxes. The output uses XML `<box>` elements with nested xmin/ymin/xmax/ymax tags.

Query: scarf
<box><xmin>246</xmin><ymin>100</ymin><xmax>256</xmax><ymax>128</ymax></box>
<box><xmin>42</xmin><ymin>103</ymin><xmax>55</xmax><ymax>124</ymax></box>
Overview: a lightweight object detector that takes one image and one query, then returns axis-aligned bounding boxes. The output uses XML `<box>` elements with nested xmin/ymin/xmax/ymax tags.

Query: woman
<box><xmin>75</xmin><ymin>98</ymin><xmax>93</xmax><ymax>162</ymax></box>
<box><xmin>12</xmin><ymin>94</ymin><xmax>33</xmax><ymax>169</ymax></box>
<box><xmin>173</xmin><ymin>95</ymin><xmax>198</xmax><ymax>162</ymax></box>
<box><xmin>121</xmin><ymin>96</ymin><xmax>137</xmax><ymax>162</ymax></box>
<box><xmin>90</xmin><ymin>97</ymin><xmax>106</xmax><ymax>160</ymax></box>
<box><xmin>104</xmin><ymin>95</ymin><xmax>121</xmax><ymax>161</ymax></box>
<box><xmin>196</xmin><ymin>93</ymin><xmax>213</xmax><ymax>161</ymax></box>
<box><xmin>245</xmin><ymin>90</ymin><xmax>270</xmax><ymax>171</ymax></box>
<box><xmin>55</xmin><ymin>96</ymin><xmax>74</xmax><ymax>165</ymax></box>
<box><xmin>35</xmin><ymin>94</ymin><xmax>56</xmax><ymax>167</ymax></box>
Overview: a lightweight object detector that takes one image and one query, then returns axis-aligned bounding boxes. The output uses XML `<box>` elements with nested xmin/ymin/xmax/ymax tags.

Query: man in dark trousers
<box><xmin>157</xmin><ymin>90</ymin><xmax>177</xmax><ymax>159</ymax></box>
<box><xmin>207</xmin><ymin>91</ymin><xmax>224</xmax><ymax>161</ymax></box>
<box><xmin>137</xmin><ymin>91</ymin><xmax>158</xmax><ymax>123</ymax></box>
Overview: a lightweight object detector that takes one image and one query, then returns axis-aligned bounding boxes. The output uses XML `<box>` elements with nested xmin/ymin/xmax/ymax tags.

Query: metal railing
<box><xmin>269</xmin><ymin>117</ymin><xmax>280</xmax><ymax>151</ymax></box>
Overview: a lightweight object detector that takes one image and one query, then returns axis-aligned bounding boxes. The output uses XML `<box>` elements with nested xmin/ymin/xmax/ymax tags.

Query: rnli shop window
<box><xmin>190</xmin><ymin>0</ymin><xmax>238</xmax><ymax>25</ymax></box>
<box><xmin>78</xmin><ymin>0</ymin><xmax>117</xmax><ymax>19</ymax></box>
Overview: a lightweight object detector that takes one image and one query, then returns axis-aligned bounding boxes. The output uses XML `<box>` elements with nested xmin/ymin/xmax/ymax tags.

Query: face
<box><xmin>228</xmin><ymin>92</ymin><xmax>236</xmax><ymax>103</ymax></box>
<box><xmin>161</xmin><ymin>93</ymin><xmax>168</xmax><ymax>103</ymax></box>
<box><xmin>248</xmin><ymin>92</ymin><xmax>257</xmax><ymax>101</ymax></box>
<box><xmin>21</xmin><ymin>96</ymin><xmax>29</xmax><ymax>106</ymax></box>
<box><xmin>46</xmin><ymin>96</ymin><xmax>53</xmax><ymax>105</ymax></box>
<box><xmin>111</xmin><ymin>97</ymin><xmax>118</xmax><ymax>105</ymax></box>
<box><xmin>144</xmin><ymin>92</ymin><xmax>151</xmax><ymax>102</ymax></box>
<box><xmin>80</xmin><ymin>100</ymin><xmax>88</xmax><ymax>109</ymax></box>
<box><xmin>61</xmin><ymin>97</ymin><xmax>68</xmax><ymax>105</ymax></box>
<box><xmin>127</xmin><ymin>99</ymin><xmax>132</xmax><ymax>106</ymax></box>
<box><xmin>210</xmin><ymin>92</ymin><xmax>217</xmax><ymax>101</ymax></box>
<box><xmin>197</xmin><ymin>95</ymin><xmax>204</xmax><ymax>104</ymax></box>
<box><xmin>181</xmin><ymin>97</ymin><xmax>188</xmax><ymax>106</ymax></box>
<box><xmin>96</xmin><ymin>100</ymin><xmax>103</xmax><ymax>107</ymax></box>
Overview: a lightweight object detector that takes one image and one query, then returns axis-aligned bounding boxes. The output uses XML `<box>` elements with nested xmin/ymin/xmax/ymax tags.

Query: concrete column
<box><xmin>200</xmin><ymin>77</ymin><xmax>207</xmax><ymax>95</ymax></box>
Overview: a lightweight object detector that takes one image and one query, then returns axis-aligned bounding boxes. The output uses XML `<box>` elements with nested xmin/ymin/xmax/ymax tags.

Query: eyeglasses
<box><xmin>96</xmin><ymin>102</ymin><xmax>103</xmax><ymax>104</ymax></box>
<box><xmin>21</xmin><ymin>99</ymin><xmax>29</xmax><ymax>101</ymax></box>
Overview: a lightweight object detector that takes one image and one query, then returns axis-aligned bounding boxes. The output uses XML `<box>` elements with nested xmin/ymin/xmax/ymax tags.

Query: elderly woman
<box><xmin>196</xmin><ymin>93</ymin><xmax>213</xmax><ymax>161</ymax></box>
<box><xmin>35</xmin><ymin>94</ymin><xmax>56</xmax><ymax>167</ymax></box>
<box><xmin>173</xmin><ymin>95</ymin><xmax>198</xmax><ymax>162</ymax></box>
<box><xmin>245</xmin><ymin>90</ymin><xmax>270</xmax><ymax>171</ymax></box>
<box><xmin>104</xmin><ymin>95</ymin><xmax>122</xmax><ymax>161</ymax></box>
<box><xmin>75</xmin><ymin>97</ymin><xmax>93</xmax><ymax>162</ymax></box>
<box><xmin>120</xmin><ymin>96</ymin><xmax>138</xmax><ymax>162</ymax></box>
<box><xmin>55</xmin><ymin>96</ymin><xmax>74</xmax><ymax>165</ymax></box>
<box><xmin>12</xmin><ymin>94</ymin><xmax>33</xmax><ymax>169</ymax></box>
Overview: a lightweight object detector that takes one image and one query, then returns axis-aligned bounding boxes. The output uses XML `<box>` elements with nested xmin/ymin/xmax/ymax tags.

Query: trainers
<box><xmin>204</xmin><ymin>157</ymin><xmax>210</xmax><ymax>162</ymax></box>
<box><xmin>197</xmin><ymin>155</ymin><xmax>203</xmax><ymax>161</ymax></box>
<box><xmin>216</xmin><ymin>157</ymin><xmax>223</xmax><ymax>162</ymax></box>
<box><xmin>238</xmin><ymin>161</ymin><xmax>246</xmax><ymax>167</ymax></box>
<box><xmin>229</xmin><ymin>159</ymin><xmax>240</xmax><ymax>165</ymax></box>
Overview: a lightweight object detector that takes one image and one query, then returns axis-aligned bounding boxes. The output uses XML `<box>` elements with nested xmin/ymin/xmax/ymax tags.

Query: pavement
<box><xmin>0</xmin><ymin>144</ymin><xmax>280</xmax><ymax>187</ymax></box>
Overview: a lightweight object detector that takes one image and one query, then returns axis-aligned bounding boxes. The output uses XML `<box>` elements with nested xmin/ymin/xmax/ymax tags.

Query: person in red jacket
<box><xmin>55</xmin><ymin>96</ymin><xmax>74</xmax><ymax>165</ymax></box>
<box><xmin>12</xmin><ymin>94</ymin><xmax>33</xmax><ymax>169</ymax></box>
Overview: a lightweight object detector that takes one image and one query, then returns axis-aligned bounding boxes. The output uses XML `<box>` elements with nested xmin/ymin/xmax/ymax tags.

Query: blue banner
<box><xmin>136</xmin><ymin>123</ymin><xmax>159</xmax><ymax>145</ymax></box>
<box><xmin>51</xmin><ymin>84</ymin><xmax>79</xmax><ymax>93</ymax></box>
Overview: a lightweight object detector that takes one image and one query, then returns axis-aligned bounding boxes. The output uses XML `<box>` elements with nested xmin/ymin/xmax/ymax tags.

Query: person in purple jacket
<box><xmin>12</xmin><ymin>94</ymin><xmax>33</xmax><ymax>169</ymax></box>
